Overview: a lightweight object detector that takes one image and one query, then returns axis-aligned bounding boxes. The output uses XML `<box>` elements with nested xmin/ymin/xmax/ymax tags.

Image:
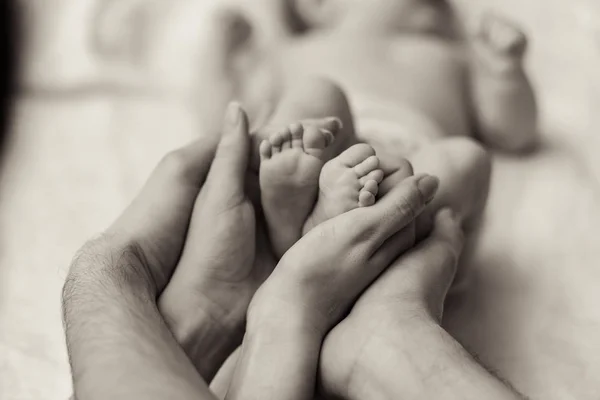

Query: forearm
<box><xmin>226</xmin><ymin>301</ymin><xmax>323</xmax><ymax>400</ymax></box>
<box><xmin>63</xmin><ymin>253</ymin><xmax>216</xmax><ymax>400</ymax></box>
<box><xmin>472</xmin><ymin>67</ymin><xmax>539</xmax><ymax>153</ymax></box>
<box><xmin>350</xmin><ymin>320</ymin><xmax>525</xmax><ymax>400</ymax></box>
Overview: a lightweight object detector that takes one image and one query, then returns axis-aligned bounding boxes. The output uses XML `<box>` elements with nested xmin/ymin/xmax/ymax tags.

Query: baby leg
<box><xmin>225</xmin><ymin>171</ymin><xmax>440</xmax><ymax>400</ymax></box>
<box><xmin>381</xmin><ymin>137</ymin><xmax>491</xmax><ymax>238</ymax></box>
<box><xmin>256</xmin><ymin>77</ymin><xmax>359</xmax><ymax>257</ymax></box>
<box><xmin>469</xmin><ymin>13</ymin><xmax>539</xmax><ymax>152</ymax></box>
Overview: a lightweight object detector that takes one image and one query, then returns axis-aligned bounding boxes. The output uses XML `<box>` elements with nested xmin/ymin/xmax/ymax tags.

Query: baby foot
<box><xmin>304</xmin><ymin>143</ymin><xmax>384</xmax><ymax>233</ymax></box>
<box><xmin>249</xmin><ymin>77</ymin><xmax>358</xmax><ymax>171</ymax></box>
<box><xmin>473</xmin><ymin>13</ymin><xmax>528</xmax><ymax>74</ymax></box>
<box><xmin>260</xmin><ymin>120</ymin><xmax>339</xmax><ymax>258</ymax></box>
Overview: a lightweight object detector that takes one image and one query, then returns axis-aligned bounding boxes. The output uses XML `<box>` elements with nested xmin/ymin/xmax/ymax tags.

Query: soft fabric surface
<box><xmin>1</xmin><ymin>0</ymin><xmax>599</xmax><ymax>399</ymax></box>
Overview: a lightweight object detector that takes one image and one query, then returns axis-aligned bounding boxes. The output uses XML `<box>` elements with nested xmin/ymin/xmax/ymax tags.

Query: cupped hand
<box><xmin>69</xmin><ymin>103</ymin><xmax>272</xmax><ymax>381</ymax></box>
<box><xmin>156</xmin><ymin>103</ymin><xmax>276</xmax><ymax>380</ymax></box>
<box><xmin>319</xmin><ymin>207</ymin><xmax>464</xmax><ymax>399</ymax></box>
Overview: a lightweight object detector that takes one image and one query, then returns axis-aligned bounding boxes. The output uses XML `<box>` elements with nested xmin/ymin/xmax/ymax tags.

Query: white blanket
<box><xmin>1</xmin><ymin>0</ymin><xmax>599</xmax><ymax>399</ymax></box>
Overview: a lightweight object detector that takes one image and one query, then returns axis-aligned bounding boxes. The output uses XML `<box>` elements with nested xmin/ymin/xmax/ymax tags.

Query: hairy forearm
<box><xmin>63</xmin><ymin>247</ymin><xmax>216</xmax><ymax>400</ymax></box>
<box><xmin>350</xmin><ymin>320</ymin><xmax>525</xmax><ymax>400</ymax></box>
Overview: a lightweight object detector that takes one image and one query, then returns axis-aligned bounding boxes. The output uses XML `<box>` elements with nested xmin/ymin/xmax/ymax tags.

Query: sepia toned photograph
<box><xmin>1</xmin><ymin>0</ymin><xmax>599</xmax><ymax>399</ymax></box>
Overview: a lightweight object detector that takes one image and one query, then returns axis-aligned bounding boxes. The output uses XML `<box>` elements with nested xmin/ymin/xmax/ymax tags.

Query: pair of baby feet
<box><xmin>259</xmin><ymin>118</ymin><xmax>384</xmax><ymax>258</ymax></box>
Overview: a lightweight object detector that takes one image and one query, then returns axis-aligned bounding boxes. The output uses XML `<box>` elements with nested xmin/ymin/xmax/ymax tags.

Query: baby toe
<box><xmin>363</xmin><ymin>179</ymin><xmax>379</xmax><ymax>196</ymax></box>
<box><xmin>354</xmin><ymin>155</ymin><xmax>380</xmax><ymax>177</ymax></box>
<box><xmin>303</xmin><ymin>125</ymin><xmax>334</xmax><ymax>157</ymax></box>
<box><xmin>280</xmin><ymin>128</ymin><xmax>293</xmax><ymax>151</ymax></box>
<box><xmin>358</xmin><ymin>190</ymin><xmax>376</xmax><ymax>207</ymax></box>
<box><xmin>259</xmin><ymin>140</ymin><xmax>272</xmax><ymax>160</ymax></box>
<box><xmin>322</xmin><ymin>117</ymin><xmax>343</xmax><ymax>133</ymax></box>
<box><xmin>481</xmin><ymin>14</ymin><xmax>527</xmax><ymax>56</ymax></box>
<box><xmin>337</xmin><ymin>144</ymin><xmax>376</xmax><ymax>168</ymax></box>
<box><xmin>290</xmin><ymin>123</ymin><xmax>304</xmax><ymax>149</ymax></box>
<box><xmin>302</xmin><ymin>117</ymin><xmax>343</xmax><ymax>138</ymax></box>
<box><xmin>269</xmin><ymin>132</ymin><xmax>285</xmax><ymax>153</ymax></box>
<box><xmin>359</xmin><ymin>169</ymin><xmax>385</xmax><ymax>186</ymax></box>
<box><xmin>358</xmin><ymin>179</ymin><xmax>379</xmax><ymax>208</ymax></box>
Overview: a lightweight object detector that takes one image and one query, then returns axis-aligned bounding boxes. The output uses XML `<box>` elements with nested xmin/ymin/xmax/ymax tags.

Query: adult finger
<box><xmin>105</xmin><ymin>134</ymin><xmax>220</xmax><ymax>292</ymax></box>
<box><xmin>109</xmin><ymin>134</ymin><xmax>219</xmax><ymax>240</ymax></box>
<box><xmin>368</xmin><ymin>224</ymin><xmax>416</xmax><ymax>269</ymax></box>
<box><xmin>203</xmin><ymin>102</ymin><xmax>251</xmax><ymax>205</ymax></box>
<box><xmin>367</xmin><ymin>158</ymin><xmax>417</xmax><ymax>267</ymax></box>
<box><xmin>352</xmin><ymin>174</ymin><xmax>440</xmax><ymax>252</ymax></box>
<box><xmin>387</xmin><ymin>208</ymin><xmax>464</xmax><ymax>321</ymax></box>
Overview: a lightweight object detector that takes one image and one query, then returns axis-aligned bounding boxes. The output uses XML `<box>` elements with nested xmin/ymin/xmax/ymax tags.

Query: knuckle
<box><xmin>394</xmin><ymin>192</ymin><xmax>418</xmax><ymax>220</ymax></box>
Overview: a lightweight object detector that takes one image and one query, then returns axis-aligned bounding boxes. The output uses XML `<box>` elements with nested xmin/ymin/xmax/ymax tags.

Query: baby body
<box><xmin>243</xmin><ymin>1</ymin><xmax>536</xmax><ymax>148</ymax></box>
<box><xmin>276</xmin><ymin>31</ymin><xmax>469</xmax><ymax>158</ymax></box>
<box><xmin>210</xmin><ymin>0</ymin><xmax>537</xmax><ymax>258</ymax></box>
<box><xmin>210</xmin><ymin>3</ymin><xmax>538</xmax><ymax>398</ymax></box>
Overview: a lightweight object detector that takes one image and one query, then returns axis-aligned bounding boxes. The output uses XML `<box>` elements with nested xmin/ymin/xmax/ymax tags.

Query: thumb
<box><xmin>204</xmin><ymin>102</ymin><xmax>251</xmax><ymax>203</ymax></box>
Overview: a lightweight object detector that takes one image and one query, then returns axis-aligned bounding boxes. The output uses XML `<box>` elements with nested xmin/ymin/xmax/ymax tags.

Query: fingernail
<box><xmin>416</xmin><ymin>175</ymin><xmax>440</xmax><ymax>203</ymax></box>
<box><xmin>226</xmin><ymin>101</ymin><xmax>241</xmax><ymax>125</ymax></box>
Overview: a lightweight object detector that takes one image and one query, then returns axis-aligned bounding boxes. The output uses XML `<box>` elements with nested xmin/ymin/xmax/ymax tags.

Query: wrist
<box><xmin>159</xmin><ymin>296</ymin><xmax>244</xmax><ymax>381</ymax></box>
<box><xmin>247</xmin><ymin>286</ymin><xmax>329</xmax><ymax>339</ymax></box>
<box><xmin>345</xmin><ymin>318</ymin><xmax>521</xmax><ymax>400</ymax></box>
<box><xmin>63</xmin><ymin>270</ymin><xmax>212</xmax><ymax>400</ymax></box>
<box><xmin>225</xmin><ymin>290</ymin><xmax>324</xmax><ymax>400</ymax></box>
<box><xmin>319</xmin><ymin>309</ymin><xmax>436</xmax><ymax>400</ymax></box>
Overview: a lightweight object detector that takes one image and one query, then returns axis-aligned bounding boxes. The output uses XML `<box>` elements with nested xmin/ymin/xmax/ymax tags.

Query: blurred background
<box><xmin>1</xmin><ymin>0</ymin><xmax>599</xmax><ymax>399</ymax></box>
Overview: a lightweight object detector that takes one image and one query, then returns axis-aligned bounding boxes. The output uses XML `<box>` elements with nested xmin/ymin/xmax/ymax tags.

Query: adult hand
<box><xmin>318</xmin><ymin>207</ymin><xmax>465</xmax><ymax>397</ymax></box>
<box><xmin>158</xmin><ymin>104</ymin><xmax>278</xmax><ymax>380</ymax></box>
<box><xmin>63</xmin><ymin>103</ymin><xmax>269</xmax><ymax>400</ymax></box>
<box><xmin>319</xmin><ymin>205</ymin><xmax>524</xmax><ymax>400</ymax></box>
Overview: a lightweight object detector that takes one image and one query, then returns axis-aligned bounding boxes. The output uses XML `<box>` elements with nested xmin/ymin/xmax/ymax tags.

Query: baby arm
<box><xmin>469</xmin><ymin>13</ymin><xmax>539</xmax><ymax>153</ymax></box>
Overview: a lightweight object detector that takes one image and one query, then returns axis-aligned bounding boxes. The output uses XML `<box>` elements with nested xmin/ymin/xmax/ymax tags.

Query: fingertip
<box><xmin>290</xmin><ymin>123</ymin><xmax>304</xmax><ymax>139</ymax></box>
<box><xmin>209</xmin><ymin>102</ymin><xmax>251</xmax><ymax>190</ymax></box>
<box><xmin>415</xmin><ymin>174</ymin><xmax>440</xmax><ymax>204</ymax></box>
<box><xmin>223</xmin><ymin>101</ymin><xmax>249</xmax><ymax>136</ymax></box>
